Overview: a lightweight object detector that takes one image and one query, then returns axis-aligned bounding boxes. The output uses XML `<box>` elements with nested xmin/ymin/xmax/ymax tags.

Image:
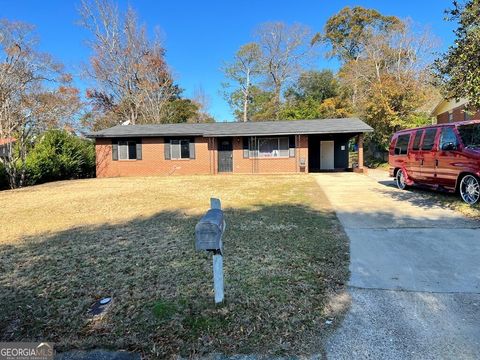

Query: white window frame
<box><xmin>256</xmin><ymin>137</ymin><xmax>289</xmax><ymax>158</ymax></box>
<box><xmin>170</xmin><ymin>139</ymin><xmax>190</xmax><ymax>159</ymax></box>
<box><xmin>118</xmin><ymin>140</ymin><xmax>137</xmax><ymax>160</ymax></box>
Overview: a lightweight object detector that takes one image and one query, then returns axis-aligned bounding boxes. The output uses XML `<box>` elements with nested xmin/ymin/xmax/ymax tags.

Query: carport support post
<box><xmin>358</xmin><ymin>134</ymin><xmax>364</xmax><ymax>171</ymax></box>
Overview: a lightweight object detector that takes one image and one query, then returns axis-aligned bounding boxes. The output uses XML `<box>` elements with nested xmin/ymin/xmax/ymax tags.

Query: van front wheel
<box><xmin>395</xmin><ymin>169</ymin><xmax>408</xmax><ymax>190</ymax></box>
<box><xmin>459</xmin><ymin>175</ymin><xmax>480</xmax><ymax>205</ymax></box>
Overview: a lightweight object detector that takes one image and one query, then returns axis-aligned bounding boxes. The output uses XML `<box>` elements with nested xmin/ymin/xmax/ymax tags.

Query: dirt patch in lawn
<box><xmin>0</xmin><ymin>175</ymin><xmax>349</xmax><ymax>358</ymax></box>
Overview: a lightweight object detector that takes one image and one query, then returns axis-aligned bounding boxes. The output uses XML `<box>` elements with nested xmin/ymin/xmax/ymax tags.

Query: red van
<box><xmin>389</xmin><ymin>120</ymin><xmax>480</xmax><ymax>205</ymax></box>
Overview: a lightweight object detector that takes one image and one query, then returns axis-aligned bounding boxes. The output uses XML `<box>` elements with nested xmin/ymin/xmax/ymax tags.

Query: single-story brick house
<box><xmin>431</xmin><ymin>98</ymin><xmax>480</xmax><ymax>124</ymax></box>
<box><xmin>88</xmin><ymin>118</ymin><xmax>373</xmax><ymax>177</ymax></box>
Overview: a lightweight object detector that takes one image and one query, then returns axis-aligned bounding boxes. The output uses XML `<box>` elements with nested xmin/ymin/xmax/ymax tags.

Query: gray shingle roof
<box><xmin>87</xmin><ymin>118</ymin><xmax>373</xmax><ymax>138</ymax></box>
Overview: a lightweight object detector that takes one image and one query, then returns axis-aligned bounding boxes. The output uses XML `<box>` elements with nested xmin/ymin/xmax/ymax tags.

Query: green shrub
<box><xmin>26</xmin><ymin>130</ymin><xmax>95</xmax><ymax>185</ymax></box>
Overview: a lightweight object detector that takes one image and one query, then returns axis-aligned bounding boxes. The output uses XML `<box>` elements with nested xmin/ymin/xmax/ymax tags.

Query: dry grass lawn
<box><xmin>409</xmin><ymin>187</ymin><xmax>480</xmax><ymax>219</ymax></box>
<box><xmin>0</xmin><ymin>175</ymin><xmax>349</xmax><ymax>358</ymax></box>
<box><xmin>371</xmin><ymin>167</ymin><xmax>480</xmax><ymax>219</ymax></box>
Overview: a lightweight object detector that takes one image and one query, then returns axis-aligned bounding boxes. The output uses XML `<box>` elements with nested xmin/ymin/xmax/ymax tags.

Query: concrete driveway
<box><xmin>315</xmin><ymin>170</ymin><xmax>480</xmax><ymax>359</ymax></box>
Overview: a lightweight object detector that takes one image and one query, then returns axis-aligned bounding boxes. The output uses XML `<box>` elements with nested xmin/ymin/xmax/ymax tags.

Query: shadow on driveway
<box><xmin>372</xmin><ymin>173</ymin><xmax>467</xmax><ymax>212</ymax></box>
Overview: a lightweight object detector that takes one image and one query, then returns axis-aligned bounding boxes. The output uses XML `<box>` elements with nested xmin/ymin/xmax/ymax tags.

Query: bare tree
<box><xmin>255</xmin><ymin>22</ymin><xmax>315</xmax><ymax>119</ymax></box>
<box><xmin>191</xmin><ymin>85</ymin><xmax>213</xmax><ymax>123</ymax></box>
<box><xmin>0</xmin><ymin>19</ymin><xmax>80</xmax><ymax>188</ymax></box>
<box><xmin>222</xmin><ymin>43</ymin><xmax>261</xmax><ymax>122</ymax></box>
<box><xmin>78</xmin><ymin>0</ymin><xmax>177</xmax><ymax>126</ymax></box>
<box><xmin>340</xmin><ymin>20</ymin><xmax>438</xmax><ymax>107</ymax></box>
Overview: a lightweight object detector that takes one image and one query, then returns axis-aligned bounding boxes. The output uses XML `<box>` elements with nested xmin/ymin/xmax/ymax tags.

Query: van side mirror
<box><xmin>441</xmin><ymin>142</ymin><xmax>457</xmax><ymax>151</ymax></box>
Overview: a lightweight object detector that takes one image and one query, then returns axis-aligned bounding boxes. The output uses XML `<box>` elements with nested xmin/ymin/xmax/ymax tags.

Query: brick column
<box><xmin>357</xmin><ymin>134</ymin><xmax>364</xmax><ymax>171</ymax></box>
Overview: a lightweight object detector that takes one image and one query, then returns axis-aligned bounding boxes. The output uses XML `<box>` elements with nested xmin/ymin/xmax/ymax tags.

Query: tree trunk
<box><xmin>274</xmin><ymin>83</ymin><xmax>281</xmax><ymax>120</ymax></box>
<box><xmin>19</xmin><ymin>167</ymin><xmax>26</xmax><ymax>188</ymax></box>
<box><xmin>352</xmin><ymin>83</ymin><xmax>357</xmax><ymax>107</ymax></box>
<box><xmin>5</xmin><ymin>162</ymin><xmax>17</xmax><ymax>189</ymax></box>
<box><xmin>243</xmin><ymin>70</ymin><xmax>251</xmax><ymax>122</ymax></box>
<box><xmin>130</xmin><ymin>106</ymin><xmax>136</xmax><ymax>125</ymax></box>
<box><xmin>243</xmin><ymin>94</ymin><xmax>248</xmax><ymax>122</ymax></box>
<box><xmin>18</xmin><ymin>138</ymin><xmax>27</xmax><ymax>188</ymax></box>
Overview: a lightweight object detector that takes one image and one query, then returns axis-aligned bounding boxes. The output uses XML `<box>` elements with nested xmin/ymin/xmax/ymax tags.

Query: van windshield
<box><xmin>457</xmin><ymin>124</ymin><xmax>480</xmax><ymax>148</ymax></box>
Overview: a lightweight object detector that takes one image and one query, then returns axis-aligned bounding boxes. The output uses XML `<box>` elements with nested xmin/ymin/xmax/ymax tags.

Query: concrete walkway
<box><xmin>315</xmin><ymin>171</ymin><xmax>480</xmax><ymax>359</ymax></box>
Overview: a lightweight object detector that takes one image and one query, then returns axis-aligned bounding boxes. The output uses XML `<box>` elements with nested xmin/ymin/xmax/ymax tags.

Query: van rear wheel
<box><xmin>396</xmin><ymin>169</ymin><xmax>408</xmax><ymax>190</ymax></box>
<box><xmin>459</xmin><ymin>175</ymin><xmax>480</xmax><ymax>205</ymax></box>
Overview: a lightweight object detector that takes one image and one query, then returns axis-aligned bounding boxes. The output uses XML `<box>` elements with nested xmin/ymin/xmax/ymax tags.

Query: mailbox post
<box><xmin>195</xmin><ymin>198</ymin><xmax>225</xmax><ymax>304</ymax></box>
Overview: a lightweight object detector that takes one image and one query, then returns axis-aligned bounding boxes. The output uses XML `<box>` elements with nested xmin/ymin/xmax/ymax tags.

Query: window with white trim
<box><xmin>118</xmin><ymin>141</ymin><xmax>137</xmax><ymax>160</ymax></box>
<box><xmin>170</xmin><ymin>139</ymin><xmax>190</xmax><ymax>159</ymax></box>
<box><xmin>257</xmin><ymin>137</ymin><xmax>289</xmax><ymax>158</ymax></box>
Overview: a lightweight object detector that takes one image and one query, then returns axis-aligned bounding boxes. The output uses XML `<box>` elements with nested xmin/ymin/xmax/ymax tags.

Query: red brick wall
<box><xmin>96</xmin><ymin>135</ymin><xmax>310</xmax><ymax>177</ymax></box>
<box><xmin>472</xmin><ymin>109</ymin><xmax>480</xmax><ymax>120</ymax></box>
<box><xmin>96</xmin><ymin>137</ymin><xmax>213</xmax><ymax>177</ymax></box>
<box><xmin>436</xmin><ymin>112</ymin><xmax>450</xmax><ymax>124</ymax></box>
<box><xmin>436</xmin><ymin>105</ymin><xmax>480</xmax><ymax>124</ymax></box>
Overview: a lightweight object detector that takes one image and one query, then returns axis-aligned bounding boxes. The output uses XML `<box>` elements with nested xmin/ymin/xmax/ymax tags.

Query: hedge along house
<box><xmin>88</xmin><ymin>118</ymin><xmax>373</xmax><ymax>177</ymax></box>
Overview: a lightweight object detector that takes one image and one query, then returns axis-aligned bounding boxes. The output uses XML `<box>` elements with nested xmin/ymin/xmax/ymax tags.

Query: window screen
<box><xmin>257</xmin><ymin>137</ymin><xmax>289</xmax><ymax>157</ymax></box>
<box><xmin>421</xmin><ymin>129</ymin><xmax>437</xmax><ymax>151</ymax></box>
<box><xmin>412</xmin><ymin>131</ymin><xmax>423</xmax><ymax>151</ymax></box>
<box><xmin>394</xmin><ymin>134</ymin><xmax>410</xmax><ymax>155</ymax></box>
<box><xmin>128</xmin><ymin>142</ymin><xmax>136</xmax><ymax>159</ymax></box>
<box><xmin>279</xmin><ymin>137</ymin><xmax>289</xmax><ymax>157</ymax></box>
<box><xmin>118</xmin><ymin>141</ymin><xmax>137</xmax><ymax>160</ymax></box>
<box><xmin>170</xmin><ymin>139</ymin><xmax>190</xmax><ymax>159</ymax></box>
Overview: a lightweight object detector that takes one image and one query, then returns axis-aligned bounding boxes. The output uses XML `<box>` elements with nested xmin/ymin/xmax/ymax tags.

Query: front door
<box><xmin>320</xmin><ymin>141</ymin><xmax>334</xmax><ymax>170</ymax></box>
<box><xmin>218</xmin><ymin>138</ymin><xmax>233</xmax><ymax>173</ymax></box>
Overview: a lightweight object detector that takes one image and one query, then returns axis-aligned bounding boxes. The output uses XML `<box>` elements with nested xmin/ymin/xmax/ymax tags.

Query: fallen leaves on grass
<box><xmin>0</xmin><ymin>175</ymin><xmax>349</xmax><ymax>358</ymax></box>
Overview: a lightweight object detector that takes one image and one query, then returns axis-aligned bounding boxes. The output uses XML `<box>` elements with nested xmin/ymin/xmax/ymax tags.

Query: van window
<box><xmin>457</xmin><ymin>123</ymin><xmax>480</xmax><ymax>149</ymax></box>
<box><xmin>439</xmin><ymin>127</ymin><xmax>459</xmax><ymax>150</ymax></box>
<box><xmin>394</xmin><ymin>134</ymin><xmax>410</xmax><ymax>155</ymax></box>
<box><xmin>412</xmin><ymin>130</ymin><xmax>423</xmax><ymax>151</ymax></box>
<box><xmin>421</xmin><ymin>128</ymin><xmax>437</xmax><ymax>151</ymax></box>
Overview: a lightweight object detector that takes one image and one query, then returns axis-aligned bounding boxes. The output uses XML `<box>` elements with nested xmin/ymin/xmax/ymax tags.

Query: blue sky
<box><xmin>1</xmin><ymin>0</ymin><xmax>456</xmax><ymax>121</ymax></box>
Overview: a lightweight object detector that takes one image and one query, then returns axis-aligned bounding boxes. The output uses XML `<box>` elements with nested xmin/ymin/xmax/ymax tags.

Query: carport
<box><xmin>308</xmin><ymin>132</ymin><xmax>368</xmax><ymax>173</ymax></box>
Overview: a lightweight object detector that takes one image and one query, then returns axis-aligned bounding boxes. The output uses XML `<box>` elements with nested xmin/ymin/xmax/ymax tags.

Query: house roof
<box><xmin>87</xmin><ymin>118</ymin><xmax>373</xmax><ymax>138</ymax></box>
<box><xmin>0</xmin><ymin>138</ymin><xmax>16</xmax><ymax>146</ymax></box>
<box><xmin>431</xmin><ymin>98</ymin><xmax>469</xmax><ymax>116</ymax></box>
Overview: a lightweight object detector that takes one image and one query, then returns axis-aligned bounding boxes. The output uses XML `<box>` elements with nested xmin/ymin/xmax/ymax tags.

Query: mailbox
<box><xmin>195</xmin><ymin>198</ymin><xmax>226</xmax><ymax>304</ymax></box>
<box><xmin>195</xmin><ymin>208</ymin><xmax>225</xmax><ymax>252</ymax></box>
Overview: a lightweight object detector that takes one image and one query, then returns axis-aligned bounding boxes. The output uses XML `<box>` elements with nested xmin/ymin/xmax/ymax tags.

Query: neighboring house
<box><xmin>431</xmin><ymin>98</ymin><xmax>480</xmax><ymax>124</ymax></box>
<box><xmin>87</xmin><ymin>118</ymin><xmax>373</xmax><ymax>178</ymax></box>
<box><xmin>0</xmin><ymin>138</ymin><xmax>15</xmax><ymax>159</ymax></box>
